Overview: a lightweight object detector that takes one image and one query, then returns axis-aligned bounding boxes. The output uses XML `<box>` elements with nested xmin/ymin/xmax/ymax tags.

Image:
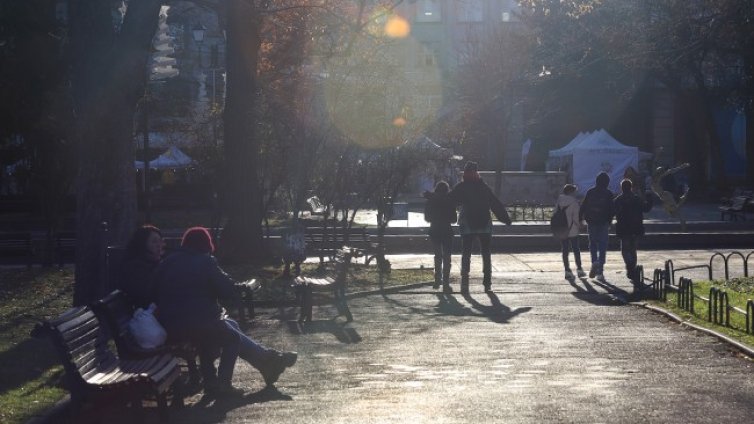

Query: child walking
<box><xmin>424</xmin><ymin>181</ymin><xmax>457</xmax><ymax>293</ymax></box>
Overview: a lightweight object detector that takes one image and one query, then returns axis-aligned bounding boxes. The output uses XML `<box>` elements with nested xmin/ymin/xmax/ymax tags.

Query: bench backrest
<box><xmin>730</xmin><ymin>196</ymin><xmax>749</xmax><ymax>208</ymax></box>
<box><xmin>92</xmin><ymin>290</ymin><xmax>140</xmax><ymax>358</ymax></box>
<box><xmin>38</xmin><ymin>306</ymin><xmax>115</xmax><ymax>390</ymax></box>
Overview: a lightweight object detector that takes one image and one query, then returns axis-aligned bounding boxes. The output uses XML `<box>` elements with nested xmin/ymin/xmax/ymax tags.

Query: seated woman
<box><xmin>152</xmin><ymin>227</ymin><xmax>297</xmax><ymax>396</ymax></box>
<box><xmin>118</xmin><ymin>225</ymin><xmax>164</xmax><ymax>309</ymax></box>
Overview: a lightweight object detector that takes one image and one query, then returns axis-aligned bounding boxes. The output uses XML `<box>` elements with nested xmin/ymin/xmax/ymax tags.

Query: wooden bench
<box><xmin>0</xmin><ymin>232</ymin><xmax>33</xmax><ymax>269</ymax></box>
<box><xmin>305</xmin><ymin>226</ymin><xmax>371</xmax><ymax>266</ymax></box>
<box><xmin>55</xmin><ymin>231</ymin><xmax>76</xmax><ymax>268</ymax></box>
<box><xmin>719</xmin><ymin>196</ymin><xmax>749</xmax><ymax>221</ymax></box>
<box><xmin>292</xmin><ymin>247</ymin><xmax>359</xmax><ymax>323</ymax></box>
<box><xmin>92</xmin><ymin>290</ymin><xmax>200</xmax><ymax>386</ymax></box>
<box><xmin>31</xmin><ymin>305</ymin><xmax>181</xmax><ymax>422</ymax></box>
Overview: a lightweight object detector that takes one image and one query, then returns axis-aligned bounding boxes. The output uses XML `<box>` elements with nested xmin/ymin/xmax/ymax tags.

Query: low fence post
<box><xmin>747</xmin><ymin>300</ymin><xmax>754</xmax><ymax>334</ymax></box>
<box><xmin>709</xmin><ymin>287</ymin><xmax>718</xmax><ymax>323</ymax></box>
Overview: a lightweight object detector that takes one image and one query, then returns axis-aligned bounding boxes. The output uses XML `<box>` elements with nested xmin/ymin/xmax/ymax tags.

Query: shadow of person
<box><xmin>441</xmin><ymin>291</ymin><xmax>531</xmax><ymax>324</ymax></box>
<box><xmin>181</xmin><ymin>385</ymin><xmax>293</xmax><ymax>423</ymax></box>
<box><xmin>286</xmin><ymin>319</ymin><xmax>362</xmax><ymax>344</ymax></box>
<box><xmin>570</xmin><ymin>276</ymin><xmax>630</xmax><ymax>305</ymax></box>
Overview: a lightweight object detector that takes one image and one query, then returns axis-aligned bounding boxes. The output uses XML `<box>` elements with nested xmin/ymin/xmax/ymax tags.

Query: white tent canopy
<box><xmin>548</xmin><ymin>129</ymin><xmax>639</xmax><ymax>194</ymax></box>
<box><xmin>135</xmin><ymin>146</ymin><xmax>194</xmax><ymax>170</ymax></box>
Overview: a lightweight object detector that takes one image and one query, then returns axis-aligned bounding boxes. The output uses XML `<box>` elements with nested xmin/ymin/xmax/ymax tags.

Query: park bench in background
<box><xmin>31</xmin><ymin>305</ymin><xmax>181</xmax><ymax>422</ymax></box>
<box><xmin>0</xmin><ymin>232</ymin><xmax>33</xmax><ymax>269</ymax></box>
<box><xmin>719</xmin><ymin>196</ymin><xmax>750</xmax><ymax>221</ymax></box>
<box><xmin>55</xmin><ymin>231</ymin><xmax>76</xmax><ymax>268</ymax></box>
<box><xmin>305</xmin><ymin>226</ymin><xmax>372</xmax><ymax>266</ymax></box>
<box><xmin>292</xmin><ymin>247</ymin><xmax>358</xmax><ymax>323</ymax></box>
<box><xmin>235</xmin><ymin>278</ymin><xmax>261</xmax><ymax>323</ymax></box>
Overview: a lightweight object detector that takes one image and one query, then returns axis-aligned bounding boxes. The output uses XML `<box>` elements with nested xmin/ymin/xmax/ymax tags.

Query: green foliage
<box><xmin>649</xmin><ymin>277</ymin><xmax>754</xmax><ymax>349</ymax></box>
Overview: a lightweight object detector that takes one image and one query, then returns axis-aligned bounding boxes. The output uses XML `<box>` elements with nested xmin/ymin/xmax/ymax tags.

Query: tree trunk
<box><xmin>219</xmin><ymin>0</ymin><xmax>265</xmax><ymax>263</ymax></box>
<box><xmin>747</xmin><ymin>102</ymin><xmax>754</xmax><ymax>188</ymax></box>
<box><xmin>69</xmin><ymin>0</ymin><xmax>161</xmax><ymax>305</ymax></box>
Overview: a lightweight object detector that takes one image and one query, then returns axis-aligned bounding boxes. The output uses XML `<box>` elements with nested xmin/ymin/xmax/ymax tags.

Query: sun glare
<box><xmin>385</xmin><ymin>16</ymin><xmax>410</xmax><ymax>39</ymax></box>
<box><xmin>393</xmin><ymin>117</ymin><xmax>407</xmax><ymax>127</ymax></box>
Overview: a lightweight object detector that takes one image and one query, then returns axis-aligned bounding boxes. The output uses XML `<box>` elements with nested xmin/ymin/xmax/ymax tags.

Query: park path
<box><xmin>152</xmin><ymin>249</ymin><xmax>754</xmax><ymax>424</ymax></box>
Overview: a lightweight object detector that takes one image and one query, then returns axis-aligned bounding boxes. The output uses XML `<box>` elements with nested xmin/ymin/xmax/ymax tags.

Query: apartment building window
<box><xmin>416</xmin><ymin>0</ymin><xmax>441</xmax><ymax>23</ymax></box>
<box><xmin>500</xmin><ymin>0</ymin><xmax>518</xmax><ymax>22</ymax></box>
<box><xmin>420</xmin><ymin>42</ymin><xmax>439</xmax><ymax>67</ymax></box>
<box><xmin>457</xmin><ymin>0</ymin><xmax>484</xmax><ymax>23</ymax></box>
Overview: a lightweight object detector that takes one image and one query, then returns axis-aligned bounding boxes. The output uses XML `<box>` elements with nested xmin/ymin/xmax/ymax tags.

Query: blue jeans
<box><xmin>587</xmin><ymin>223</ymin><xmax>609</xmax><ymax>271</ymax></box>
<box><xmin>197</xmin><ymin>318</ymin><xmax>273</xmax><ymax>385</ymax></box>
<box><xmin>560</xmin><ymin>237</ymin><xmax>582</xmax><ymax>270</ymax></box>
<box><xmin>461</xmin><ymin>233</ymin><xmax>492</xmax><ymax>283</ymax></box>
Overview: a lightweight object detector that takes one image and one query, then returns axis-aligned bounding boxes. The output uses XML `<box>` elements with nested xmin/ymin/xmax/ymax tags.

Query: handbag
<box><xmin>128</xmin><ymin>303</ymin><xmax>167</xmax><ymax>349</ymax></box>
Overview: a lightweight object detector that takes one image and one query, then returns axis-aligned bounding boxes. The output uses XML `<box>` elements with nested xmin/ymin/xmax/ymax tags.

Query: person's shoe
<box><xmin>205</xmin><ymin>381</ymin><xmax>245</xmax><ymax>397</ymax></box>
<box><xmin>576</xmin><ymin>268</ymin><xmax>587</xmax><ymax>278</ymax></box>
<box><xmin>564</xmin><ymin>269</ymin><xmax>575</xmax><ymax>280</ymax></box>
<box><xmin>596</xmin><ymin>273</ymin><xmax>605</xmax><ymax>282</ymax></box>
<box><xmin>260</xmin><ymin>351</ymin><xmax>298</xmax><ymax>386</ymax></box>
<box><xmin>483</xmin><ymin>283</ymin><xmax>492</xmax><ymax>293</ymax></box>
<box><xmin>433</xmin><ymin>274</ymin><xmax>441</xmax><ymax>289</ymax></box>
<box><xmin>589</xmin><ymin>267</ymin><xmax>596</xmax><ymax>279</ymax></box>
<box><xmin>442</xmin><ymin>283</ymin><xmax>453</xmax><ymax>294</ymax></box>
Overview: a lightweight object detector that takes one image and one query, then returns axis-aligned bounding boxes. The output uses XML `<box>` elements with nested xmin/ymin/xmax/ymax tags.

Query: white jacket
<box><xmin>556</xmin><ymin>193</ymin><xmax>581</xmax><ymax>238</ymax></box>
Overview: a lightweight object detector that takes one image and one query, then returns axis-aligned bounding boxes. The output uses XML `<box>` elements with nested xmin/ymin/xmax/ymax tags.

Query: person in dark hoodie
<box><xmin>118</xmin><ymin>225</ymin><xmax>164</xmax><ymax>309</ymax></box>
<box><xmin>614</xmin><ymin>178</ymin><xmax>653</xmax><ymax>284</ymax></box>
<box><xmin>424</xmin><ymin>180</ymin><xmax>457</xmax><ymax>293</ymax></box>
<box><xmin>578</xmin><ymin>172</ymin><xmax>615</xmax><ymax>281</ymax></box>
<box><xmin>448</xmin><ymin>161</ymin><xmax>511</xmax><ymax>294</ymax></box>
<box><xmin>152</xmin><ymin>227</ymin><xmax>297</xmax><ymax>397</ymax></box>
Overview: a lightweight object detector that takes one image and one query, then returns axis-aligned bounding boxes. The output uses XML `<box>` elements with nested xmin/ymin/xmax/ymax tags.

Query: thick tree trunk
<box><xmin>69</xmin><ymin>0</ymin><xmax>161</xmax><ymax>305</ymax></box>
<box><xmin>219</xmin><ymin>0</ymin><xmax>265</xmax><ymax>263</ymax></box>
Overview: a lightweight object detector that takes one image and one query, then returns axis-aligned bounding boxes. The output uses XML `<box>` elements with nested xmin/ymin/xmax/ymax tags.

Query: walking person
<box><xmin>614</xmin><ymin>179</ymin><xmax>653</xmax><ymax>284</ymax></box>
<box><xmin>447</xmin><ymin>161</ymin><xmax>511</xmax><ymax>294</ymax></box>
<box><xmin>555</xmin><ymin>184</ymin><xmax>586</xmax><ymax>280</ymax></box>
<box><xmin>578</xmin><ymin>172</ymin><xmax>615</xmax><ymax>281</ymax></box>
<box><xmin>152</xmin><ymin>227</ymin><xmax>297</xmax><ymax>397</ymax></box>
<box><xmin>424</xmin><ymin>181</ymin><xmax>457</xmax><ymax>293</ymax></box>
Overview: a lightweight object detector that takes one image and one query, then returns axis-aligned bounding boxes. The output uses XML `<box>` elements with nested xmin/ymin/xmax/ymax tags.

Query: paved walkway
<box><xmin>72</xmin><ymin>248</ymin><xmax>754</xmax><ymax>424</ymax></box>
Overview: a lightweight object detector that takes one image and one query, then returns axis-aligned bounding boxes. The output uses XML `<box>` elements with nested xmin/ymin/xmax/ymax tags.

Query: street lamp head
<box><xmin>192</xmin><ymin>23</ymin><xmax>207</xmax><ymax>43</ymax></box>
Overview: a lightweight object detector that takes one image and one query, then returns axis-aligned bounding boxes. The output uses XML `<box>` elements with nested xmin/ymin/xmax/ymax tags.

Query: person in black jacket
<box><xmin>614</xmin><ymin>179</ymin><xmax>653</xmax><ymax>283</ymax></box>
<box><xmin>152</xmin><ymin>227</ymin><xmax>297</xmax><ymax>397</ymax></box>
<box><xmin>579</xmin><ymin>172</ymin><xmax>615</xmax><ymax>281</ymax></box>
<box><xmin>448</xmin><ymin>161</ymin><xmax>511</xmax><ymax>294</ymax></box>
<box><xmin>118</xmin><ymin>225</ymin><xmax>164</xmax><ymax>309</ymax></box>
<box><xmin>424</xmin><ymin>181</ymin><xmax>457</xmax><ymax>293</ymax></box>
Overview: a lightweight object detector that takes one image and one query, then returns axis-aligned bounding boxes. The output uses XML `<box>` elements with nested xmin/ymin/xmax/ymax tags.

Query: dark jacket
<box><xmin>614</xmin><ymin>191</ymin><xmax>653</xmax><ymax>237</ymax></box>
<box><xmin>579</xmin><ymin>186</ymin><xmax>615</xmax><ymax>225</ymax></box>
<box><xmin>424</xmin><ymin>193</ymin><xmax>457</xmax><ymax>240</ymax></box>
<box><xmin>151</xmin><ymin>248</ymin><xmax>238</xmax><ymax>342</ymax></box>
<box><xmin>449</xmin><ymin>179</ymin><xmax>511</xmax><ymax>234</ymax></box>
<box><xmin>117</xmin><ymin>255</ymin><xmax>159</xmax><ymax>309</ymax></box>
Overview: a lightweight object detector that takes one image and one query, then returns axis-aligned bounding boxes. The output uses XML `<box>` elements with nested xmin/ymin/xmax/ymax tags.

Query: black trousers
<box><xmin>461</xmin><ymin>233</ymin><xmax>491</xmax><ymax>282</ymax></box>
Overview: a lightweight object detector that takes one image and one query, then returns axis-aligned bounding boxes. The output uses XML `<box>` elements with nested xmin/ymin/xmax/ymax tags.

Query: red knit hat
<box><xmin>181</xmin><ymin>227</ymin><xmax>215</xmax><ymax>254</ymax></box>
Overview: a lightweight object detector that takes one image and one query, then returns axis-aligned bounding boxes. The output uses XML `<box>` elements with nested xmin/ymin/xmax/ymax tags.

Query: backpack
<box><xmin>550</xmin><ymin>204</ymin><xmax>569</xmax><ymax>239</ymax></box>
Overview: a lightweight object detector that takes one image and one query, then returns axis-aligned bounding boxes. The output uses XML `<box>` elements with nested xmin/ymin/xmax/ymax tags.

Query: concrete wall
<box><xmin>479</xmin><ymin>171</ymin><xmax>567</xmax><ymax>204</ymax></box>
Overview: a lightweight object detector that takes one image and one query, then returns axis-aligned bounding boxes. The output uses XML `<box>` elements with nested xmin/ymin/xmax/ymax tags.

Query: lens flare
<box><xmin>393</xmin><ymin>117</ymin><xmax>407</xmax><ymax>127</ymax></box>
<box><xmin>385</xmin><ymin>16</ymin><xmax>410</xmax><ymax>39</ymax></box>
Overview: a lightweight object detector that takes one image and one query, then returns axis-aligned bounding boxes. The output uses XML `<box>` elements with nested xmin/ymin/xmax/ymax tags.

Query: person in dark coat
<box><xmin>424</xmin><ymin>180</ymin><xmax>457</xmax><ymax>293</ymax></box>
<box><xmin>152</xmin><ymin>227</ymin><xmax>297</xmax><ymax>397</ymax></box>
<box><xmin>614</xmin><ymin>179</ymin><xmax>653</xmax><ymax>283</ymax></box>
<box><xmin>118</xmin><ymin>225</ymin><xmax>164</xmax><ymax>309</ymax></box>
<box><xmin>579</xmin><ymin>172</ymin><xmax>615</xmax><ymax>281</ymax></box>
<box><xmin>448</xmin><ymin>161</ymin><xmax>511</xmax><ymax>294</ymax></box>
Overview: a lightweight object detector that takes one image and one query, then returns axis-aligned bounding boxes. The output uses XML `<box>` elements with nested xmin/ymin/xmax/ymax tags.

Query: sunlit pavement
<box><xmin>155</xmin><ymin>248</ymin><xmax>754</xmax><ymax>424</ymax></box>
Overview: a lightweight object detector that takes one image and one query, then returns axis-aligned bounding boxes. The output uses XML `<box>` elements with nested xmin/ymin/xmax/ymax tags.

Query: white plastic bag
<box><xmin>128</xmin><ymin>303</ymin><xmax>167</xmax><ymax>349</ymax></box>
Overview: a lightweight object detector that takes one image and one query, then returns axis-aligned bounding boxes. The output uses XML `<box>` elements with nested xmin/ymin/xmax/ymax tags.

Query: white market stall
<box><xmin>135</xmin><ymin>146</ymin><xmax>194</xmax><ymax>170</ymax></box>
<box><xmin>548</xmin><ymin>129</ymin><xmax>638</xmax><ymax>194</ymax></box>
